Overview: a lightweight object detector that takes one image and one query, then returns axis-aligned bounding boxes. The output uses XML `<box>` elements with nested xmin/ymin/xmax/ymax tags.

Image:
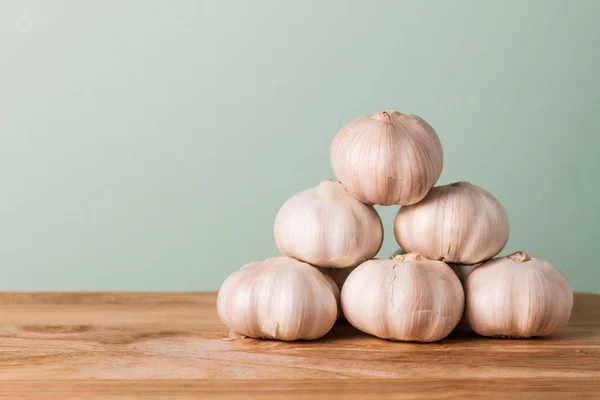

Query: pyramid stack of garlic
<box><xmin>218</xmin><ymin>110</ymin><xmax>573</xmax><ymax>342</ymax></box>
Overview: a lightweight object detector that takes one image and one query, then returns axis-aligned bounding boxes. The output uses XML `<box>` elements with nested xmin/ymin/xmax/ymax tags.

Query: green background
<box><xmin>1</xmin><ymin>0</ymin><xmax>598</xmax><ymax>291</ymax></box>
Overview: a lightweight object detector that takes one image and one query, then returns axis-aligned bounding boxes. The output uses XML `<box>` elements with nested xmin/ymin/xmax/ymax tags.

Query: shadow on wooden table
<box><xmin>318</xmin><ymin>317</ymin><xmax>596</xmax><ymax>344</ymax></box>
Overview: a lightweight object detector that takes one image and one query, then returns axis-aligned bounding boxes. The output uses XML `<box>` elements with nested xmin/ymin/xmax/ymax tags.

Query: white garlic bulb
<box><xmin>330</xmin><ymin>110</ymin><xmax>443</xmax><ymax>206</ymax></box>
<box><xmin>394</xmin><ymin>181</ymin><xmax>509</xmax><ymax>264</ymax></box>
<box><xmin>274</xmin><ymin>180</ymin><xmax>383</xmax><ymax>268</ymax></box>
<box><xmin>341</xmin><ymin>253</ymin><xmax>464</xmax><ymax>342</ymax></box>
<box><xmin>464</xmin><ymin>251</ymin><xmax>573</xmax><ymax>338</ymax></box>
<box><xmin>217</xmin><ymin>257</ymin><xmax>338</xmax><ymax>341</ymax></box>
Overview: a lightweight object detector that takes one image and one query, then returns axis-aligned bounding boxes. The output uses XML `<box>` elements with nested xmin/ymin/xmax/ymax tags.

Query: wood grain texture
<box><xmin>0</xmin><ymin>292</ymin><xmax>599</xmax><ymax>399</ymax></box>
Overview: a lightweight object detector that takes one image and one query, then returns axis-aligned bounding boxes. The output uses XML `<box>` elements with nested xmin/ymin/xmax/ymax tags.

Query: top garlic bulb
<box><xmin>274</xmin><ymin>180</ymin><xmax>383</xmax><ymax>268</ymax></box>
<box><xmin>330</xmin><ymin>110</ymin><xmax>443</xmax><ymax>206</ymax></box>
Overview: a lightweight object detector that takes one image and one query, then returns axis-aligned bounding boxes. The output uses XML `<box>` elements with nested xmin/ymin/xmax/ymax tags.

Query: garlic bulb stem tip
<box><xmin>509</xmin><ymin>251</ymin><xmax>531</xmax><ymax>263</ymax></box>
<box><xmin>393</xmin><ymin>253</ymin><xmax>422</xmax><ymax>262</ymax></box>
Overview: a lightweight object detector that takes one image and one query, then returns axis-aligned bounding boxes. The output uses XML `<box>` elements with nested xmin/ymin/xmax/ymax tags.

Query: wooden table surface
<box><xmin>0</xmin><ymin>292</ymin><xmax>599</xmax><ymax>399</ymax></box>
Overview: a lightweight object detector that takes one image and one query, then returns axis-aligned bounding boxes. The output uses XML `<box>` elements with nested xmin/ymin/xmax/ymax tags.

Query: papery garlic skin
<box><xmin>274</xmin><ymin>180</ymin><xmax>383</xmax><ymax>268</ymax></box>
<box><xmin>341</xmin><ymin>253</ymin><xmax>464</xmax><ymax>342</ymax></box>
<box><xmin>464</xmin><ymin>251</ymin><xmax>573</xmax><ymax>338</ymax></box>
<box><xmin>217</xmin><ymin>257</ymin><xmax>338</xmax><ymax>341</ymax></box>
<box><xmin>394</xmin><ymin>182</ymin><xmax>509</xmax><ymax>264</ymax></box>
<box><xmin>330</xmin><ymin>110</ymin><xmax>443</xmax><ymax>206</ymax></box>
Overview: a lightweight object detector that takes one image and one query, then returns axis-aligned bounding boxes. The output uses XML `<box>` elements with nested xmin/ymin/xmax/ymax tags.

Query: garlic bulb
<box><xmin>274</xmin><ymin>180</ymin><xmax>383</xmax><ymax>268</ymax></box>
<box><xmin>394</xmin><ymin>181</ymin><xmax>509</xmax><ymax>264</ymax></box>
<box><xmin>341</xmin><ymin>253</ymin><xmax>464</xmax><ymax>342</ymax></box>
<box><xmin>464</xmin><ymin>251</ymin><xmax>573</xmax><ymax>338</ymax></box>
<box><xmin>330</xmin><ymin>110</ymin><xmax>443</xmax><ymax>206</ymax></box>
<box><xmin>217</xmin><ymin>257</ymin><xmax>338</xmax><ymax>341</ymax></box>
